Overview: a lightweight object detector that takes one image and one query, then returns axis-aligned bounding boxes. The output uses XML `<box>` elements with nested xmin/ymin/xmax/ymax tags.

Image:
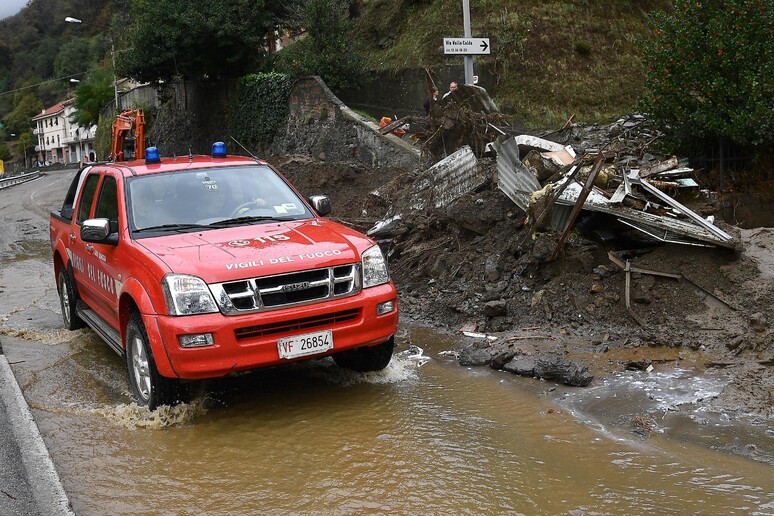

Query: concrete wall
<box><xmin>270</xmin><ymin>76</ymin><xmax>420</xmax><ymax>168</ymax></box>
<box><xmin>337</xmin><ymin>64</ymin><xmax>497</xmax><ymax>121</ymax></box>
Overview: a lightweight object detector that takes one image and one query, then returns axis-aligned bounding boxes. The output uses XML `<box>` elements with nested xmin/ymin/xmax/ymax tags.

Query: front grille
<box><xmin>234</xmin><ymin>308</ymin><xmax>361</xmax><ymax>340</ymax></box>
<box><xmin>210</xmin><ymin>264</ymin><xmax>361</xmax><ymax>315</ymax></box>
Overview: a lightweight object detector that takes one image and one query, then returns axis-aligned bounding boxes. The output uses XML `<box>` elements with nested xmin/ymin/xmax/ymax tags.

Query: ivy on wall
<box><xmin>228</xmin><ymin>73</ymin><xmax>293</xmax><ymax>152</ymax></box>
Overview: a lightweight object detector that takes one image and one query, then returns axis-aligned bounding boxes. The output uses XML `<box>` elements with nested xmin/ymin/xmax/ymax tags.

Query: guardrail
<box><xmin>0</xmin><ymin>171</ymin><xmax>42</xmax><ymax>190</ymax></box>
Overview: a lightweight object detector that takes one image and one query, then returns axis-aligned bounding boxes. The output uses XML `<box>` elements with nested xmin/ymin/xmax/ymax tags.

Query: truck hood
<box><xmin>137</xmin><ymin>219</ymin><xmax>371</xmax><ymax>282</ymax></box>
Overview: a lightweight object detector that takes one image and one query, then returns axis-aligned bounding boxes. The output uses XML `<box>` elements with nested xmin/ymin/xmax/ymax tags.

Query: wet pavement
<box><xmin>0</xmin><ymin>348</ymin><xmax>72</xmax><ymax>515</ymax></box>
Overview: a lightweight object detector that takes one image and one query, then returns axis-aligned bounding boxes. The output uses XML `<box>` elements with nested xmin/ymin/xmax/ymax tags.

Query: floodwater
<box><xmin>3</xmin><ymin>325</ymin><xmax>772</xmax><ymax>515</ymax></box>
<box><xmin>1</xmin><ymin>172</ymin><xmax>773</xmax><ymax>514</ymax></box>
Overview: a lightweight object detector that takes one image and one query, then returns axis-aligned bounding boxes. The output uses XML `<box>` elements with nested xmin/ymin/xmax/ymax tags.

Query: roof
<box><xmin>31</xmin><ymin>100</ymin><xmax>70</xmax><ymax>121</ymax></box>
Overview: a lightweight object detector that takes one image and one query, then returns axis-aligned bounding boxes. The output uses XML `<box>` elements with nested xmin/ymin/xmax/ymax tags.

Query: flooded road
<box><xmin>1</xmin><ymin>171</ymin><xmax>773</xmax><ymax>514</ymax></box>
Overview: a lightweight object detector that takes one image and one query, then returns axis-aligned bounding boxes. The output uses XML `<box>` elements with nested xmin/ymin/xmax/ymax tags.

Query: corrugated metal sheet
<box><xmin>556</xmin><ymin>180</ymin><xmax>736</xmax><ymax>248</ymax></box>
<box><xmin>410</xmin><ymin>145</ymin><xmax>484</xmax><ymax>210</ymax></box>
<box><xmin>494</xmin><ymin>136</ymin><xmax>541</xmax><ymax>212</ymax></box>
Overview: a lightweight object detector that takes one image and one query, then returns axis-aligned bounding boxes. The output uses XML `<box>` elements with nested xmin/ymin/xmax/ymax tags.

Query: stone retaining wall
<box><xmin>270</xmin><ymin>76</ymin><xmax>420</xmax><ymax>168</ymax></box>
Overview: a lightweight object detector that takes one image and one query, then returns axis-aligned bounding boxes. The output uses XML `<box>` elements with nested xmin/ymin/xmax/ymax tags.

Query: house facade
<box><xmin>32</xmin><ymin>99</ymin><xmax>96</xmax><ymax>165</ymax></box>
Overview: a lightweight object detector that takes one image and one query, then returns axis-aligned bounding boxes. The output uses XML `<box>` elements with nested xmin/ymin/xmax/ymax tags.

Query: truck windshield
<box><xmin>126</xmin><ymin>165</ymin><xmax>313</xmax><ymax>232</ymax></box>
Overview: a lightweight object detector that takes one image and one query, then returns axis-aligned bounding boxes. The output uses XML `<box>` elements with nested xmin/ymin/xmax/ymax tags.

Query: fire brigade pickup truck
<box><xmin>50</xmin><ymin>143</ymin><xmax>398</xmax><ymax>409</ymax></box>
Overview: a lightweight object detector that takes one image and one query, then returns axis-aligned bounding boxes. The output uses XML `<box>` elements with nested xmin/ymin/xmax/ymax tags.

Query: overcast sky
<box><xmin>0</xmin><ymin>0</ymin><xmax>27</xmax><ymax>21</ymax></box>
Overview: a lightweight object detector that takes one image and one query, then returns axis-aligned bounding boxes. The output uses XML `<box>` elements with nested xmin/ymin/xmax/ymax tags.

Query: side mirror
<box><xmin>308</xmin><ymin>195</ymin><xmax>331</xmax><ymax>217</ymax></box>
<box><xmin>81</xmin><ymin>218</ymin><xmax>118</xmax><ymax>245</ymax></box>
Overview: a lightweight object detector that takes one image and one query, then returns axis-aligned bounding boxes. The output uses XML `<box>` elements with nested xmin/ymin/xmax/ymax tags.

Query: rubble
<box><xmin>276</xmin><ymin>108</ymin><xmax>769</xmax><ymax>400</ymax></box>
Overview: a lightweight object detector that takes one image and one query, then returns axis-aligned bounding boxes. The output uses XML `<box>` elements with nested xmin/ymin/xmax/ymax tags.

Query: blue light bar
<box><xmin>212</xmin><ymin>141</ymin><xmax>227</xmax><ymax>158</ymax></box>
<box><xmin>145</xmin><ymin>147</ymin><xmax>161</xmax><ymax>164</ymax></box>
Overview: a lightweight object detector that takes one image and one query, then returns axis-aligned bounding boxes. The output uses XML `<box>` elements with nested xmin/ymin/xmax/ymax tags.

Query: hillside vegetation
<box><xmin>351</xmin><ymin>0</ymin><xmax>671</xmax><ymax>129</ymax></box>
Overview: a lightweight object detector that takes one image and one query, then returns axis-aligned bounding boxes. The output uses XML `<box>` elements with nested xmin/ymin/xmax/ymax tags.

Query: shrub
<box><xmin>640</xmin><ymin>0</ymin><xmax>774</xmax><ymax>149</ymax></box>
<box><xmin>228</xmin><ymin>72</ymin><xmax>293</xmax><ymax>151</ymax></box>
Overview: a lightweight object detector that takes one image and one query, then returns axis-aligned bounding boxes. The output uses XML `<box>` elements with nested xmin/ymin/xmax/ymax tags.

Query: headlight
<box><xmin>162</xmin><ymin>274</ymin><xmax>219</xmax><ymax>315</ymax></box>
<box><xmin>362</xmin><ymin>245</ymin><xmax>390</xmax><ymax>288</ymax></box>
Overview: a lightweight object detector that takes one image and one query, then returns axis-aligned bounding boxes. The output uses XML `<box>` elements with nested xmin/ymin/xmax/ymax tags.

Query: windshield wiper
<box><xmin>208</xmin><ymin>215</ymin><xmax>296</xmax><ymax>227</ymax></box>
<box><xmin>133</xmin><ymin>223</ymin><xmax>214</xmax><ymax>233</ymax></box>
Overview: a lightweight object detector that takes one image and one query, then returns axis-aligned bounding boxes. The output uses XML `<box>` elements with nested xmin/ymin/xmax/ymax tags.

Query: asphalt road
<box><xmin>0</xmin><ymin>170</ymin><xmax>75</xmax><ymax>516</ymax></box>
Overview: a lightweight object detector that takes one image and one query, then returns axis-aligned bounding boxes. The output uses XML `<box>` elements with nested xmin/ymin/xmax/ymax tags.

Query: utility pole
<box><xmin>462</xmin><ymin>0</ymin><xmax>474</xmax><ymax>85</ymax></box>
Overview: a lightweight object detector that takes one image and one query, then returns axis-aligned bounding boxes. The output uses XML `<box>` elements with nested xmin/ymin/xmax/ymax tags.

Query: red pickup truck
<box><xmin>50</xmin><ymin>144</ymin><xmax>399</xmax><ymax>409</ymax></box>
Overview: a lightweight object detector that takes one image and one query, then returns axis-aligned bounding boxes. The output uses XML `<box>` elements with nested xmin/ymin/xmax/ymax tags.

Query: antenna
<box><xmin>230</xmin><ymin>136</ymin><xmax>259</xmax><ymax>160</ymax></box>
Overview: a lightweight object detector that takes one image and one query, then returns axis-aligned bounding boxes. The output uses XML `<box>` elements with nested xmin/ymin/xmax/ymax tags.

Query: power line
<box><xmin>0</xmin><ymin>68</ymin><xmax>107</xmax><ymax>97</ymax></box>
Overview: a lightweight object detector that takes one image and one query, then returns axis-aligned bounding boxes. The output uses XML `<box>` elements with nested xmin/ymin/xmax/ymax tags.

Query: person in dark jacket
<box><xmin>424</xmin><ymin>87</ymin><xmax>439</xmax><ymax>115</ymax></box>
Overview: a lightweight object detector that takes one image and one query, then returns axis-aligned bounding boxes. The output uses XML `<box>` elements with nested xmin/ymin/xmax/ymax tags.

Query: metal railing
<box><xmin>0</xmin><ymin>171</ymin><xmax>42</xmax><ymax>190</ymax></box>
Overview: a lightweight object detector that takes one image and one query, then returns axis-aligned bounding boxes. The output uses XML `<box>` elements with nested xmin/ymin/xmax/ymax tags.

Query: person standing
<box><xmin>442</xmin><ymin>81</ymin><xmax>458</xmax><ymax>100</ymax></box>
<box><xmin>424</xmin><ymin>87</ymin><xmax>439</xmax><ymax>115</ymax></box>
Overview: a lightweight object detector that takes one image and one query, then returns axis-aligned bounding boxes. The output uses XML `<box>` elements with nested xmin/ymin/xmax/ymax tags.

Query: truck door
<box><xmin>70</xmin><ymin>172</ymin><xmax>102</xmax><ymax>311</ymax></box>
<box><xmin>83</xmin><ymin>174</ymin><xmax>122</xmax><ymax>327</ymax></box>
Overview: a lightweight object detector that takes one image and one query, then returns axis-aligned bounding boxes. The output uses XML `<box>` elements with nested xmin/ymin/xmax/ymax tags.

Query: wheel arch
<box><xmin>118</xmin><ymin>278</ymin><xmax>178</xmax><ymax>378</ymax></box>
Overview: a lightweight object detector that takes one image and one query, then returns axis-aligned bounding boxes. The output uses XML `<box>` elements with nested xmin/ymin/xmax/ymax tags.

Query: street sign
<box><xmin>443</xmin><ymin>37</ymin><xmax>491</xmax><ymax>55</ymax></box>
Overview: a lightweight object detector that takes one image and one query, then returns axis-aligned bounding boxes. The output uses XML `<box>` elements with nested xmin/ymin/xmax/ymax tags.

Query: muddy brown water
<box><xmin>2</xmin><ymin>325</ymin><xmax>772</xmax><ymax>515</ymax></box>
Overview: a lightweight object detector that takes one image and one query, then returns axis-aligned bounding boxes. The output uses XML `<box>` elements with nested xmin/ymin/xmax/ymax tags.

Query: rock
<box><xmin>503</xmin><ymin>357</ymin><xmax>537</xmax><ymax>376</ymax></box>
<box><xmin>726</xmin><ymin>335</ymin><xmax>745</xmax><ymax>350</ymax></box>
<box><xmin>749</xmin><ymin>312</ymin><xmax>767</xmax><ymax>333</ymax></box>
<box><xmin>590</xmin><ymin>283</ymin><xmax>604</xmax><ymax>294</ymax></box>
<box><xmin>533</xmin><ymin>355</ymin><xmax>594</xmax><ymax>387</ymax></box>
<box><xmin>484</xmin><ymin>299</ymin><xmax>508</xmax><ymax>317</ymax></box>
<box><xmin>490</xmin><ymin>352</ymin><xmax>517</xmax><ymax>370</ymax></box>
<box><xmin>485</xmin><ymin>254</ymin><xmax>501</xmax><ymax>281</ymax></box>
<box><xmin>531</xmin><ymin>289</ymin><xmax>545</xmax><ymax>307</ymax></box>
<box><xmin>458</xmin><ymin>347</ymin><xmax>492</xmax><ymax>367</ymax></box>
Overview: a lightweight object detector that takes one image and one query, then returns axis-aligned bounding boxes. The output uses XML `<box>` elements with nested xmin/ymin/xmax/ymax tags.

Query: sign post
<box><xmin>444</xmin><ymin>1</ymin><xmax>491</xmax><ymax>85</ymax></box>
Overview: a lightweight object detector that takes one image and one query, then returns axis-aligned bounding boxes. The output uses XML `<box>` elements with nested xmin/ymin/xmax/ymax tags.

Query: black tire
<box><xmin>125</xmin><ymin>311</ymin><xmax>188</xmax><ymax>410</ymax></box>
<box><xmin>58</xmin><ymin>268</ymin><xmax>84</xmax><ymax>330</ymax></box>
<box><xmin>333</xmin><ymin>336</ymin><xmax>395</xmax><ymax>372</ymax></box>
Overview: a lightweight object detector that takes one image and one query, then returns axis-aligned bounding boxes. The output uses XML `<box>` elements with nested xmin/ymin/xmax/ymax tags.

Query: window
<box><xmin>94</xmin><ymin>176</ymin><xmax>119</xmax><ymax>233</ymax></box>
<box><xmin>55</xmin><ymin>118</ymin><xmax>58</xmax><ymax>126</ymax></box>
<box><xmin>77</xmin><ymin>174</ymin><xmax>101</xmax><ymax>224</ymax></box>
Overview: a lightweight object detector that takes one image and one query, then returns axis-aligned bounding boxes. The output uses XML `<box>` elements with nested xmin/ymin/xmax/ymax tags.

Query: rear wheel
<box><xmin>125</xmin><ymin>311</ymin><xmax>187</xmax><ymax>410</ymax></box>
<box><xmin>58</xmin><ymin>268</ymin><xmax>84</xmax><ymax>330</ymax></box>
<box><xmin>333</xmin><ymin>336</ymin><xmax>395</xmax><ymax>372</ymax></box>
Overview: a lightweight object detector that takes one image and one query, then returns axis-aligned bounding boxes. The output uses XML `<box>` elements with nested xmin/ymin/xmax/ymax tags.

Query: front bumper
<box><xmin>150</xmin><ymin>283</ymin><xmax>398</xmax><ymax>379</ymax></box>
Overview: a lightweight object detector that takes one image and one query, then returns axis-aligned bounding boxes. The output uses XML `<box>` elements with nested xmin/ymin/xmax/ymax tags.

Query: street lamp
<box><xmin>65</xmin><ymin>16</ymin><xmax>120</xmax><ymax>112</ymax></box>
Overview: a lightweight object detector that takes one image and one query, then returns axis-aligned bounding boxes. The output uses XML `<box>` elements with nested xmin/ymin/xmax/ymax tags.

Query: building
<box><xmin>32</xmin><ymin>99</ymin><xmax>96</xmax><ymax>165</ymax></box>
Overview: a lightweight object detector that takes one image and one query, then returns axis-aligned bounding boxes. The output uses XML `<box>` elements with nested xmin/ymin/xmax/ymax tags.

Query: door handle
<box><xmin>69</xmin><ymin>233</ymin><xmax>76</xmax><ymax>242</ymax></box>
<box><xmin>85</xmin><ymin>244</ymin><xmax>93</xmax><ymax>253</ymax></box>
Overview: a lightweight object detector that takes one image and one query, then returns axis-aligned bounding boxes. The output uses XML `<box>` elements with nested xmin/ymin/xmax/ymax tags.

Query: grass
<box><xmin>351</xmin><ymin>0</ymin><xmax>672</xmax><ymax>131</ymax></box>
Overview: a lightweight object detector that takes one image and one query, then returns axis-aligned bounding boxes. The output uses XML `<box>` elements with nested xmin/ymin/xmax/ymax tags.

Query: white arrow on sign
<box><xmin>443</xmin><ymin>37</ymin><xmax>491</xmax><ymax>55</ymax></box>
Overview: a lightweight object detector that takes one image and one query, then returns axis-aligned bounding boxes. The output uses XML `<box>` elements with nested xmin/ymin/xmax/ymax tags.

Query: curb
<box><xmin>0</xmin><ymin>354</ymin><xmax>74</xmax><ymax>515</ymax></box>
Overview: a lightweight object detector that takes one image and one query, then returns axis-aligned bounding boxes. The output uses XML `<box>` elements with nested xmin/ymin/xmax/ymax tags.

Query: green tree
<box><xmin>54</xmin><ymin>37</ymin><xmax>92</xmax><ymax>79</ymax></box>
<box><xmin>641</xmin><ymin>0</ymin><xmax>774</xmax><ymax>148</ymax></box>
<box><xmin>5</xmin><ymin>93</ymin><xmax>43</xmax><ymax>135</ymax></box>
<box><xmin>274</xmin><ymin>0</ymin><xmax>366</xmax><ymax>91</ymax></box>
<box><xmin>118</xmin><ymin>0</ymin><xmax>301</xmax><ymax>82</ymax></box>
<box><xmin>71</xmin><ymin>68</ymin><xmax>114</xmax><ymax>127</ymax></box>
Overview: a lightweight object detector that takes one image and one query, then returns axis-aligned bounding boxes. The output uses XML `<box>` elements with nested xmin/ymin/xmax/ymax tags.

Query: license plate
<box><xmin>277</xmin><ymin>330</ymin><xmax>333</xmax><ymax>359</ymax></box>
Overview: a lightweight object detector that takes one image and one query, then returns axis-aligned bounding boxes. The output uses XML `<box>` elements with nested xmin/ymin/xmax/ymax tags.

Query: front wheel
<box><xmin>58</xmin><ymin>268</ymin><xmax>84</xmax><ymax>330</ymax></box>
<box><xmin>125</xmin><ymin>312</ymin><xmax>187</xmax><ymax>410</ymax></box>
<box><xmin>333</xmin><ymin>336</ymin><xmax>395</xmax><ymax>372</ymax></box>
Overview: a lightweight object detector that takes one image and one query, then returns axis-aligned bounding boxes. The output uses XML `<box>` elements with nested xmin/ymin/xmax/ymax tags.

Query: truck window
<box><xmin>76</xmin><ymin>174</ymin><xmax>101</xmax><ymax>224</ymax></box>
<box><xmin>94</xmin><ymin>176</ymin><xmax>119</xmax><ymax>233</ymax></box>
<box><xmin>60</xmin><ymin>166</ymin><xmax>90</xmax><ymax>219</ymax></box>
